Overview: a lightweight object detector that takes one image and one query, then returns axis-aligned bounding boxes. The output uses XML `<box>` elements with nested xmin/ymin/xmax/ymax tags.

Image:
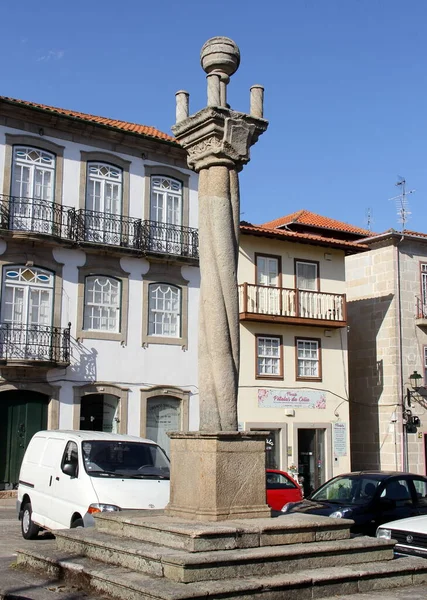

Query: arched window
<box><xmin>150</xmin><ymin>176</ymin><xmax>182</xmax><ymax>225</ymax></box>
<box><xmin>148</xmin><ymin>283</ymin><xmax>180</xmax><ymax>337</ymax></box>
<box><xmin>84</xmin><ymin>276</ymin><xmax>121</xmax><ymax>332</ymax></box>
<box><xmin>12</xmin><ymin>146</ymin><xmax>56</xmax><ymax>201</ymax></box>
<box><xmin>85</xmin><ymin>163</ymin><xmax>123</xmax><ymax>245</ymax></box>
<box><xmin>1</xmin><ymin>266</ymin><xmax>54</xmax><ymax>327</ymax></box>
<box><xmin>86</xmin><ymin>163</ymin><xmax>122</xmax><ymax>215</ymax></box>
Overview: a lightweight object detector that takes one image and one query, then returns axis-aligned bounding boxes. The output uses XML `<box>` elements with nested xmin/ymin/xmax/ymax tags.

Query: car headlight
<box><xmin>329</xmin><ymin>508</ymin><xmax>353</xmax><ymax>519</ymax></box>
<box><xmin>376</xmin><ymin>528</ymin><xmax>391</xmax><ymax>540</ymax></box>
<box><xmin>88</xmin><ymin>503</ymin><xmax>121</xmax><ymax>514</ymax></box>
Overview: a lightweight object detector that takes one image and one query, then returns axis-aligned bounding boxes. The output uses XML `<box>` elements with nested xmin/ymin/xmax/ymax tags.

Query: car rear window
<box><xmin>266</xmin><ymin>472</ymin><xmax>297</xmax><ymax>489</ymax></box>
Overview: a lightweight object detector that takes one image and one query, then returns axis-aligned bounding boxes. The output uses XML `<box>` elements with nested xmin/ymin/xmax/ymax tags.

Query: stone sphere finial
<box><xmin>200</xmin><ymin>37</ymin><xmax>240</xmax><ymax>77</ymax></box>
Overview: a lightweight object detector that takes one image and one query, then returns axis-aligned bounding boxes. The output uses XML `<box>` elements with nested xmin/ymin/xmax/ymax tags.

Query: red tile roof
<box><xmin>0</xmin><ymin>96</ymin><xmax>177</xmax><ymax>144</ymax></box>
<box><xmin>403</xmin><ymin>229</ymin><xmax>427</xmax><ymax>239</ymax></box>
<box><xmin>262</xmin><ymin>209</ymin><xmax>373</xmax><ymax>236</ymax></box>
<box><xmin>240</xmin><ymin>223</ymin><xmax>369</xmax><ymax>253</ymax></box>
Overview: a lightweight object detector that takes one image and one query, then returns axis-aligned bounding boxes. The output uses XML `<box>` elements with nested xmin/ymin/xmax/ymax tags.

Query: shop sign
<box><xmin>258</xmin><ymin>388</ymin><xmax>326</xmax><ymax>409</ymax></box>
<box><xmin>333</xmin><ymin>422</ymin><xmax>347</xmax><ymax>457</ymax></box>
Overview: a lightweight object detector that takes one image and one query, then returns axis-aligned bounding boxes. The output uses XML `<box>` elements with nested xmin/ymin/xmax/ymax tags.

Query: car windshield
<box><xmin>310</xmin><ymin>475</ymin><xmax>383</xmax><ymax>505</ymax></box>
<box><xmin>81</xmin><ymin>440</ymin><xmax>170</xmax><ymax>479</ymax></box>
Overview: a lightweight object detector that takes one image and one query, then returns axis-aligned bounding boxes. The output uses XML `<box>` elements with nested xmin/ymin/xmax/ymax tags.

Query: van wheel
<box><xmin>21</xmin><ymin>503</ymin><xmax>40</xmax><ymax>540</ymax></box>
<box><xmin>71</xmin><ymin>518</ymin><xmax>84</xmax><ymax>529</ymax></box>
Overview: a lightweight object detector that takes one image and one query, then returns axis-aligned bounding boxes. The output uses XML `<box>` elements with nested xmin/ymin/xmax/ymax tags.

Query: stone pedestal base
<box><xmin>164</xmin><ymin>431</ymin><xmax>271</xmax><ymax>521</ymax></box>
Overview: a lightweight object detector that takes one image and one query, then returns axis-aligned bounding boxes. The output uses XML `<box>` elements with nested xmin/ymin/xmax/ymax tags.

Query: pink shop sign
<box><xmin>258</xmin><ymin>388</ymin><xmax>326</xmax><ymax>409</ymax></box>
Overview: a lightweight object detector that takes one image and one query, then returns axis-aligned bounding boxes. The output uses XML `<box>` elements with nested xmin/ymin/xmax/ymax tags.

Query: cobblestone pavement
<box><xmin>1</xmin><ymin>504</ymin><xmax>427</xmax><ymax>600</ymax></box>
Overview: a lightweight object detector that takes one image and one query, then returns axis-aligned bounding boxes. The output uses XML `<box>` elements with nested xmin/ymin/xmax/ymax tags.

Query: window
<box><xmin>12</xmin><ymin>146</ymin><xmax>55</xmax><ymax>201</ymax></box>
<box><xmin>255</xmin><ymin>255</ymin><xmax>281</xmax><ymax>315</ymax></box>
<box><xmin>1</xmin><ymin>266</ymin><xmax>54</xmax><ymax>328</ymax></box>
<box><xmin>85</xmin><ymin>163</ymin><xmax>123</xmax><ymax>244</ymax></box>
<box><xmin>11</xmin><ymin>147</ymin><xmax>56</xmax><ymax>233</ymax></box>
<box><xmin>148</xmin><ymin>283</ymin><xmax>181</xmax><ymax>337</ymax></box>
<box><xmin>296</xmin><ymin>338</ymin><xmax>321</xmax><ymax>379</ymax></box>
<box><xmin>83</xmin><ymin>276</ymin><xmax>121</xmax><ymax>333</ymax></box>
<box><xmin>413</xmin><ymin>478</ymin><xmax>427</xmax><ymax>508</ymax></box>
<box><xmin>61</xmin><ymin>441</ymin><xmax>79</xmax><ymax>477</ymax></box>
<box><xmin>421</xmin><ymin>264</ymin><xmax>427</xmax><ymax>317</ymax></box>
<box><xmin>256</xmin><ymin>255</ymin><xmax>279</xmax><ymax>287</ymax></box>
<box><xmin>256</xmin><ymin>335</ymin><xmax>282</xmax><ymax>378</ymax></box>
<box><xmin>150</xmin><ymin>177</ymin><xmax>182</xmax><ymax>225</ymax></box>
<box><xmin>382</xmin><ymin>479</ymin><xmax>412</xmax><ymax>506</ymax></box>
<box><xmin>86</xmin><ymin>163</ymin><xmax>122</xmax><ymax>215</ymax></box>
<box><xmin>295</xmin><ymin>260</ymin><xmax>318</xmax><ymax>290</ymax></box>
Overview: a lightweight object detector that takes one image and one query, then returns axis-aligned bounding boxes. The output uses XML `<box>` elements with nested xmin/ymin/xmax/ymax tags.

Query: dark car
<box><xmin>281</xmin><ymin>471</ymin><xmax>427</xmax><ymax>536</ymax></box>
<box><xmin>266</xmin><ymin>469</ymin><xmax>303</xmax><ymax>511</ymax></box>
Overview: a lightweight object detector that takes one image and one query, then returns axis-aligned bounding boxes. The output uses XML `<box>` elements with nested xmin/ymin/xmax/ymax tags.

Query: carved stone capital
<box><xmin>172</xmin><ymin>106</ymin><xmax>268</xmax><ymax>172</ymax></box>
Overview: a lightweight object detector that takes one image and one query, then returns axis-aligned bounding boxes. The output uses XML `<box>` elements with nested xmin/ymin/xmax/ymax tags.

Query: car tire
<box><xmin>21</xmin><ymin>502</ymin><xmax>40</xmax><ymax>540</ymax></box>
<box><xmin>70</xmin><ymin>518</ymin><xmax>84</xmax><ymax>529</ymax></box>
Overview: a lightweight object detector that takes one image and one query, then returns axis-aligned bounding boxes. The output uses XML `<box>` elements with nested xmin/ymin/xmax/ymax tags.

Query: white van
<box><xmin>17</xmin><ymin>430</ymin><xmax>170</xmax><ymax>539</ymax></box>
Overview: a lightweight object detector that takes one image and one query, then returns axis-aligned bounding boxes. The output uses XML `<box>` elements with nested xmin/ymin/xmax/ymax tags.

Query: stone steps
<box><xmin>93</xmin><ymin>511</ymin><xmax>351</xmax><ymax>551</ymax></box>
<box><xmin>15</xmin><ymin>512</ymin><xmax>427</xmax><ymax>599</ymax></box>
<box><xmin>16</xmin><ymin>543</ymin><xmax>427</xmax><ymax>600</ymax></box>
<box><xmin>53</xmin><ymin>527</ymin><xmax>395</xmax><ymax>583</ymax></box>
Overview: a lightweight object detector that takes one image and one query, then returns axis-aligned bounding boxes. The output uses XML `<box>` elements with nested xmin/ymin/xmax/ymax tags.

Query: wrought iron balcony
<box><xmin>71</xmin><ymin>208</ymin><xmax>143</xmax><ymax>249</ymax></box>
<box><xmin>0</xmin><ymin>194</ymin><xmax>71</xmax><ymax>238</ymax></box>
<box><xmin>142</xmin><ymin>220</ymin><xmax>199</xmax><ymax>258</ymax></box>
<box><xmin>239</xmin><ymin>283</ymin><xmax>347</xmax><ymax>327</ymax></box>
<box><xmin>416</xmin><ymin>297</ymin><xmax>427</xmax><ymax>327</ymax></box>
<box><xmin>0</xmin><ymin>195</ymin><xmax>199</xmax><ymax>259</ymax></box>
<box><xmin>0</xmin><ymin>323</ymin><xmax>71</xmax><ymax>366</ymax></box>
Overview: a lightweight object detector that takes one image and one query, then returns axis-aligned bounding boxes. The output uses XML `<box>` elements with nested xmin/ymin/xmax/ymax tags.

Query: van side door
<box><xmin>50</xmin><ymin>440</ymin><xmax>87</xmax><ymax>529</ymax></box>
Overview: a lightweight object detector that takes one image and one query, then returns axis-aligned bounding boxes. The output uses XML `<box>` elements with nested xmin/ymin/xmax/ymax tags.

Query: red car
<box><xmin>266</xmin><ymin>469</ymin><xmax>303</xmax><ymax>511</ymax></box>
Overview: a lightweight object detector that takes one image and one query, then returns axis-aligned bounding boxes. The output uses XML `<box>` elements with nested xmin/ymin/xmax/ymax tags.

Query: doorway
<box><xmin>0</xmin><ymin>390</ymin><xmax>48</xmax><ymax>489</ymax></box>
<box><xmin>297</xmin><ymin>428</ymin><xmax>326</xmax><ymax>497</ymax></box>
<box><xmin>80</xmin><ymin>393</ymin><xmax>119</xmax><ymax>433</ymax></box>
<box><xmin>146</xmin><ymin>397</ymin><xmax>181</xmax><ymax>457</ymax></box>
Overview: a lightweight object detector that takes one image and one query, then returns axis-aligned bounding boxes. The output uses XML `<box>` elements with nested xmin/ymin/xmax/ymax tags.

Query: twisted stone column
<box><xmin>198</xmin><ymin>166</ymin><xmax>240</xmax><ymax>430</ymax></box>
<box><xmin>172</xmin><ymin>37</ymin><xmax>268</xmax><ymax>433</ymax></box>
<box><xmin>165</xmin><ymin>37</ymin><xmax>270</xmax><ymax>521</ymax></box>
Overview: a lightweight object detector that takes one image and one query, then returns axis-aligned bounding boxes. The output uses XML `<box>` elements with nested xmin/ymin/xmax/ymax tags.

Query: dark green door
<box><xmin>0</xmin><ymin>391</ymin><xmax>48</xmax><ymax>488</ymax></box>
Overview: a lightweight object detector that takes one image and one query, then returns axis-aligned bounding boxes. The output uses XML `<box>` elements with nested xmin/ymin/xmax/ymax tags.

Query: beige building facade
<box><xmin>347</xmin><ymin>231</ymin><xmax>427</xmax><ymax>474</ymax></box>
<box><xmin>237</xmin><ymin>211</ymin><xmax>368</xmax><ymax>496</ymax></box>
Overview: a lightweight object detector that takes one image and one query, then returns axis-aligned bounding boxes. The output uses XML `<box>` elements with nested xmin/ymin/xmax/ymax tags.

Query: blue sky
<box><xmin>2</xmin><ymin>0</ymin><xmax>427</xmax><ymax>233</ymax></box>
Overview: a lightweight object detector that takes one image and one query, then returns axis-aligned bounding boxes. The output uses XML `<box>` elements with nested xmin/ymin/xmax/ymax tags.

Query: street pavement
<box><xmin>2</xmin><ymin>502</ymin><xmax>427</xmax><ymax>600</ymax></box>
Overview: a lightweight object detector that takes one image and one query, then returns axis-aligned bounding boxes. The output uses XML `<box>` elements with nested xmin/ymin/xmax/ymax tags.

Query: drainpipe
<box><xmin>396</xmin><ymin>235</ymin><xmax>407</xmax><ymax>471</ymax></box>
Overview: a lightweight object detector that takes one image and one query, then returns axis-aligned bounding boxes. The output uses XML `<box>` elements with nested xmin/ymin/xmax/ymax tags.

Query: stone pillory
<box><xmin>172</xmin><ymin>37</ymin><xmax>268</xmax><ymax>433</ymax></box>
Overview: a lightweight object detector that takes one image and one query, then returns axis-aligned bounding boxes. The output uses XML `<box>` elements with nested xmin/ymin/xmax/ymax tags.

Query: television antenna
<box><xmin>365</xmin><ymin>208</ymin><xmax>373</xmax><ymax>231</ymax></box>
<box><xmin>388</xmin><ymin>177</ymin><xmax>415</xmax><ymax>230</ymax></box>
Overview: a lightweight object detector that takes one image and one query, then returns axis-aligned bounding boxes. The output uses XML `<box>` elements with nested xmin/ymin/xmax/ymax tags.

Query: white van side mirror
<box><xmin>63</xmin><ymin>463</ymin><xmax>77</xmax><ymax>478</ymax></box>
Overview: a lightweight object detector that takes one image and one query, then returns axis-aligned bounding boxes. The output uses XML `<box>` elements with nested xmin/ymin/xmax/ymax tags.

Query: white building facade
<box><xmin>0</xmin><ymin>97</ymin><xmax>200</xmax><ymax>489</ymax></box>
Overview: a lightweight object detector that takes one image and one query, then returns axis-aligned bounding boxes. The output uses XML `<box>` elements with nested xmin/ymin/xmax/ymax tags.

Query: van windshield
<box><xmin>81</xmin><ymin>440</ymin><xmax>170</xmax><ymax>479</ymax></box>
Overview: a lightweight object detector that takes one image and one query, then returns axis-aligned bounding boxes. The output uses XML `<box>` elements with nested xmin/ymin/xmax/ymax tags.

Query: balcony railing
<box><xmin>0</xmin><ymin>323</ymin><xmax>71</xmax><ymax>365</ymax></box>
<box><xmin>0</xmin><ymin>195</ymin><xmax>199</xmax><ymax>259</ymax></box>
<box><xmin>416</xmin><ymin>297</ymin><xmax>427</xmax><ymax>320</ymax></box>
<box><xmin>0</xmin><ymin>194</ymin><xmax>71</xmax><ymax>238</ymax></box>
<box><xmin>71</xmin><ymin>208</ymin><xmax>143</xmax><ymax>249</ymax></box>
<box><xmin>142</xmin><ymin>220</ymin><xmax>199</xmax><ymax>258</ymax></box>
<box><xmin>239</xmin><ymin>283</ymin><xmax>346</xmax><ymax>326</ymax></box>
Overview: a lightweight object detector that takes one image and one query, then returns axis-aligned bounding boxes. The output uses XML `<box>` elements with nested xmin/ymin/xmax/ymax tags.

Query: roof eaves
<box><xmin>0</xmin><ymin>97</ymin><xmax>181</xmax><ymax>148</ymax></box>
<box><xmin>240</xmin><ymin>224</ymin><xmax>369</xmax><ymax>253</ymax></box>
